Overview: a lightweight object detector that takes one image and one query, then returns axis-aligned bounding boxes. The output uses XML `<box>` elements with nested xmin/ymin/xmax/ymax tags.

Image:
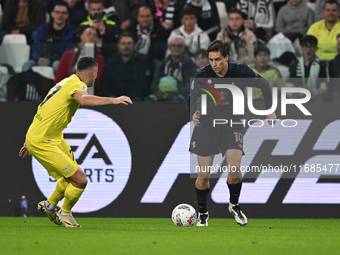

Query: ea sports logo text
<box><xmin>200</xmin><ymin>84</ymin><xmax>312</xmax><ymax>116</ymax></box>
<box><xmin>32</xmin><ymin>109</ymin><xmax>132</xmax><ymax>213</ymax></box>
<box><xmin>61</xmin><ymin>133</ymin><xmax>115</xmax><ymax>183</ymax></box>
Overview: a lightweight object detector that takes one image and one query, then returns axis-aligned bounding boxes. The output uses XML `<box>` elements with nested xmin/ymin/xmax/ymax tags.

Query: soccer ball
<box><xmin>171</xmin><ymin>203</ymin><xmax>197</xmax><ymax>227</ymax></box>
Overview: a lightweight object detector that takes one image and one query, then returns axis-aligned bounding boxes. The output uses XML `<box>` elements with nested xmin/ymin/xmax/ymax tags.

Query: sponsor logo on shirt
<box><xmin>35</xmin><ymin>113</ymin><xmax>42</xmax><ymax>121</ymax></box>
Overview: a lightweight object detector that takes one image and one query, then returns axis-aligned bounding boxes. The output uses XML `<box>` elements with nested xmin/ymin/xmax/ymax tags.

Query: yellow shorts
<box><xmin>26</xmin><ymin>137</ymin><xmax>78</xmax><ymax>180</ymax></box>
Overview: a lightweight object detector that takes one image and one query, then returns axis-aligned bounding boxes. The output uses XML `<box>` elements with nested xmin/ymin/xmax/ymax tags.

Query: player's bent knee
<box><xmin>80</xmin><ymin>175</ymin><xmax>88</xmax><ymax>187</ymax></box>
<box><xmin>227</xmin><ymin>177</ymin><xmax>242</xmax><ymax>184</ymax></box>
<box><xmin>197</xmin><ymin>172</ymin><xmax>211</xmax><ymax>180</ymax></box>
<box><xmin>197</xmin><ymin>177</ymin><xmax>210</xmax><ymax>184</ymax></box>
<box><xmin>228</xmin><ymin>163</ymin><xmax>240</xmax><ymax>171</ymax></box>
<box><xmin>68</xmin><ymin>168</ymin><xmax>88</xmax><ymax>189</ymax></box>
<box><xmin>74</xmin><ymin>177</ymin><xmax>87</xmax><ymax>189</ymax></box>
<box><xmin>79</xmin><ymin>169</ymin><xmax>88</xmax><ymax>187</ymax></box>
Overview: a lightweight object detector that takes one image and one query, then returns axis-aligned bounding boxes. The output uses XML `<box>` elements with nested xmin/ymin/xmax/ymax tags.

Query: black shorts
<box><xmin>189</xmin><ymin>123</ymin><xmax>245</xmax><ymax>156</ymax></box>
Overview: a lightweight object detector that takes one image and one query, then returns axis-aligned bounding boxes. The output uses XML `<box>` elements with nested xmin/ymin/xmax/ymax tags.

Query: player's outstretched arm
<box><xmin>19</xmin><ymin>143</ymin><xmax>31</xmax><ymax>158</ymax></box>
<box><xmin>73</xmin><ymin>91</ymin><xmax>133</xmax><ymax>106</ymax></box>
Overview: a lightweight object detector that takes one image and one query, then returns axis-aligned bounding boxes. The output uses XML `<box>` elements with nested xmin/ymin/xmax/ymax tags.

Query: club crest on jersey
<box><xmin>82</xmin><ymin>85</ymin><xmax>87</xmax><ymax>92</ymax></box>
<box><xmin>218</xmin><ymin>91</ymin><xmax>228</xmax><ymax>100</ymax></box>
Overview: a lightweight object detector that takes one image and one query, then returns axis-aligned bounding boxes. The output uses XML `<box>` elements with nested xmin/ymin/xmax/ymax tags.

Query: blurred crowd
<box><xmin>0</xmin><ymin>0</ymin><xmax>340</xmax><ymax>102</ymax></box>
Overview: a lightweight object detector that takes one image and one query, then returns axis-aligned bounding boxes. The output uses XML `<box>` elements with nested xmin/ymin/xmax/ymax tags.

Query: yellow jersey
<box><xmin>26</xmin><ymin>74</ymin><xmax>88</xmax><ymax>142</ymax></box>
<box><xmin>307</xmin><ymin>19</ymin><xmax>340</xmax><ymax>61</ymax></box>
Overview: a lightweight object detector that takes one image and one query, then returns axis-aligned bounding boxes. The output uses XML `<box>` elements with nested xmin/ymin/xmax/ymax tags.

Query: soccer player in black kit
<box><xmin>187</xmin><ymin>40</ymin><xmax>277</xmax><ymax>226</ymax></box>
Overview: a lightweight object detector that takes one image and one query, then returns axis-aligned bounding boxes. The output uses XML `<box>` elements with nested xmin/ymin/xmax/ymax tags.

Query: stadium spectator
<box><xmin>194</xmin><ymin>48</ymin><xmax>209</xmax><ymax>68</ymax></box>
<box><xmin>0</xmin><ymin>0</ymin><xmax>46</xmax><ymax>43</ymax></box>
<box><xmin>216</xmin><ymin>7</ymin><xmax>256</xmax><ymax>65</ymax></box>
<box><xmin>77</xmin><ymin>0</ymin><xmax>119</xmax><ymax>47</ymax></box>
<box><xmin>147</xmin><ymin>36</ymin><xmax>197</xmax><ymax>101</ymax></box>
<box><xmin>44</xmin><ymin>0</ymin><xmax>58</xmax><ymax>13</ymax></box>
<box><xmin>314</xmin><ymin>0</ymin><xmax>340</xmax><ymax>22</ymax></box>
<box><xmin>236</xmin><ymin>0</ymin><xmax>275</xmax><ymax>43</ymax></box>
<box><xmin>273</xmin><ymin>0</ymin><xmax>289</xmax><ymax>15</ymax></box>
<box><xmin>54</xmin><ymin>27</ymin><xmax>104</xmax><ymax>94</ymax></box>
<box><xmin>248</xmin><ymin>46</ymin><xmax>284</xmax><ymax>99</ymax></box>
<box><xmin>327</xmin><ymin>34</ymin><xmax>340</xmax><ymax>100</ymax></box>
<box><xmin>286</xmin><ymin>35</ymin><xmax>328</xmax><ymax>101</ymax></box>
<box><xmin>45</xmin><ymin>0</ymin><xmax>87</xmax><ymax>26</ymax></box>
<box><xmin>153</xmin><ymin>0</ymin><xmax>179</xmax><ymax>33</ymax></box>
<box><xmin>307</xmin><ymin>0</ymin><xmax>340</xmax><ymax>61</ymax></box>
<box><xmin>64</xmin><ymin>0</ymin><xmax>88</xmax><ymax>27</ymax></box>
<box><xmin>127</xmin><ymin>5</ymin><xmax>168</xmax><ymax>64</ymax></box>
<box><xmin>110</xmin><ymin>0</ymin><xmax>141</xmax><ymax>31</ymax></box>
<box><xmin>275</xmin><ymin>0</ymin><xmax>314</xmax><ymax>40</ymax></box>
<box><xmin>99</xmin><ymin>32</ymin><xmax>151</xmax><ymax>101</ymax></box>
<box><xmin>176</xmin><ymin>0</ymin><xmax>220</xmax><ymax>41</ymax></box>
<box><xmin>22</xmin><ymin>1</ymin><xmax>76</xmax><ymax>72</ymax></box>
<box><xmin>168</xmin><ymin>8</ymin><xmax>210</xmax><ymax>56</ymax></box>
<box><xmin>216</xmin><ymin>0</ymin><xmax>237</xmax><ymax>12</ymax></box>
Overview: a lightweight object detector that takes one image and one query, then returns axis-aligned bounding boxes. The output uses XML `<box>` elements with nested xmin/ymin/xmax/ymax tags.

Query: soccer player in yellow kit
<box><xmin>18</xmin><ymin>56</ymin><xmax>132</xmax><ymax>227</ymax></box>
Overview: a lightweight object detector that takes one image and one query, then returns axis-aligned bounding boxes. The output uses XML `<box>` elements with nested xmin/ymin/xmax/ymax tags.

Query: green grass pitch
<box><xmin>0</xmin><ymin>217</ymin><xmax>339</xmax><ymax>255</ymax></box>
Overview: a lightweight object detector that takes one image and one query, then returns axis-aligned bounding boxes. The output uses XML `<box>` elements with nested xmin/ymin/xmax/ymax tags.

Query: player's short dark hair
<box><xmin>207</xmin><ymin>40</ymin><xmax>230</xmax><ymax>57</ymax></box>
<box><xmin>54</xmin><ymin>1</ymin><xmax>68</xmax><ymax>10</ymax></box>
<box><xmin>324</xmin><ymin>0</ymin><xmax>339</xmax><ymax>10</ymax></box>
<box><xmin>194</xmin><ymin>48</ymin><xmax>208</xmax><ymax>59</ymax></box>
<box><xmin>180</xmin><ymin>7</ymin><xmax>198</xmax><ymax>19</ymax></box>
<box><xmin>77</xmin><ymin>56</ymin><xmax>98</xmax><ymax>71</ymax></box>
<box><xmin>228</xmin><ymin>7</ymin><xmax>244</xmax><ymax>18</ymax></box>
<box><xmin>300</xmin><ymin>35</ymin><xmax>318</xmax><ymax>47</ymax></box>
<box><xmin>254</xmin><ymin>46</ymin><xmax>270</xmax><ymax>57</ymax></box>
<box><xmin>89</xmin><ymin>0</ymin><xmax>105</xmax><ymax>6</ymax></box>
<box><xmin>118</xmin><ymin>31</ymin><xmax>136</xmax><ymax>44</ymax></box>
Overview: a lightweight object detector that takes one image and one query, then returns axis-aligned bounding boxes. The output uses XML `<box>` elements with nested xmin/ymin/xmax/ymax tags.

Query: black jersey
<box><xmin>187</xmin><ymin>62</ymin><xmax>273</xmax><ymax>121</ymax></box>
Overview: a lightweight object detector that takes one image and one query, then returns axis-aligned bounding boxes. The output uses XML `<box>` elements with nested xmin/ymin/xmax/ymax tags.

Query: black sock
<box><xmin>195</xmin><ymin>187</ymin><xmax>209</xmax><ymax>213</ymax></box>
<box><xmin>227</xmin><ymin>182</ymin><xmax>242</xmax><ymax>204</ymax></box>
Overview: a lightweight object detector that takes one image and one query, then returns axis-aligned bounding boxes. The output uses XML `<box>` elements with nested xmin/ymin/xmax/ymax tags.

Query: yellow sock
<box><xmin>61</xmin><ymin>183</ymin><xmax>85</xmax><ymax>213</ymax></box>
<box><xmin>48</xmin><ymin>178</ymin><xmax>69</xmax><ymax>206</ymax></box>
